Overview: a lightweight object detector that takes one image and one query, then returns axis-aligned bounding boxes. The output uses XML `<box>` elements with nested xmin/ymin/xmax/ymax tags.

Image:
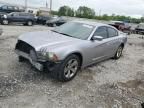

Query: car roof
<box><xmin>10</xmin><ymin>12</ymin><xmax>33</xmax><ymax>14</ymax></box>
<box><xmin>73</xmin><ymin>20</ymin><xmax>113</xmax><ymax>27</ymax></box>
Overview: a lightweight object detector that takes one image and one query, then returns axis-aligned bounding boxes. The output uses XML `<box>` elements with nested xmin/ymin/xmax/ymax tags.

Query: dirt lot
<box><xmin>0</xmin><ymin>25</ymin><xmax>144</xmax><ymax>108</ymax></box>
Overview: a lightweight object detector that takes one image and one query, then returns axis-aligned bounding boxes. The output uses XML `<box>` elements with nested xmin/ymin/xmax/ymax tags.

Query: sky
<box><xmin>0</xmin><ymin>0</ymin><xmax>144</xmax><ymax>18</ymax></box>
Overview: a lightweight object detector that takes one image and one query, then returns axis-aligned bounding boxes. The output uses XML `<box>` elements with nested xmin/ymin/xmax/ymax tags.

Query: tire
<box><xmin>52</xmin><ymin>54</ymin><xmax>81</xmax><ymax>82</ymax></box>
<box><xmin>27</xmin><ymin>21</ymin><xmax>33</xmax><ymax>26</ymax></box>
<box><xmin>2</xmin><ymin>20</ymin><xmax>8</xmax><ymax>25</ymax></box>
<box><xmin>114</xmin><ymin>45</ymin><xmax>123</xmax><ymax>59</ymax></box>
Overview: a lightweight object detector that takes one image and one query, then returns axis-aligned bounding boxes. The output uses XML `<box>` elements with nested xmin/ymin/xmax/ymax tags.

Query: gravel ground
<box><xmin>0</xmin><ymin>25</ymin><xmax>144</xmax><ymax>108</ymax></box>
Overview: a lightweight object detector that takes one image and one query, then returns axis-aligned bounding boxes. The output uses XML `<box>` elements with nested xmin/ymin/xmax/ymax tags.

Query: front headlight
<box><xmin>3</xmin><ymin>15</ymin><xmax>7</xmax><ymax>19</ymax></box>
<box><xmin>37</xmin><ymin>49</ymin><xmax>58</xmax><ymax>61</ymax></box>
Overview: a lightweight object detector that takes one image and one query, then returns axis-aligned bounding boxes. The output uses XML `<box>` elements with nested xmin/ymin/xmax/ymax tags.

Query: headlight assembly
<box><xmin>3</xmin><ymin>15</ymin><xmax>7</xmax><ymax>19</ymax></box>
<box><xmin>38</xmin><ymin>48</ymin><xmax>58</xmax><ymax>61</ymax></box>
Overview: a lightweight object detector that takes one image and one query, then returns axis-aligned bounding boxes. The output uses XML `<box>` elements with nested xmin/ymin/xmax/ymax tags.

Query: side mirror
<box><xmin>92</xmin><ymin>36</ymin><xmax>104</xmax><ymax>41</ymax></box>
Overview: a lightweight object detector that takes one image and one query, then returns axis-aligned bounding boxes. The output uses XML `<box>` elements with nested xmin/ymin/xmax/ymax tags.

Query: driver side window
<box><xmin>93</xmin><ymin>26</ymin><xmax>108</xmax><ymax>39</ymax></box>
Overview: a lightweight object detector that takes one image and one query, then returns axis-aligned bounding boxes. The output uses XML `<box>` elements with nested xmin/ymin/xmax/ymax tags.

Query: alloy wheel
<box><xmin>116</xmin><ymin>47</ymin><xmax>123</xmax><ymax>58</ymax></box>
<box><xmin>3</xmin><ymin>20</ymin><xmax>8</xmax><ymax>25</ymax></box>
<box><xmin>64</xmin><ymin>59</ymin><xmax>78</xmax><ymax>79</ymax></box>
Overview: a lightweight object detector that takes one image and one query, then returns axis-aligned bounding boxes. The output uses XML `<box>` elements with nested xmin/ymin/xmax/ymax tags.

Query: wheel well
<box><xmin>120</xmin><ymin>43</ymin><xmax>124</xmax><ymax>48</ymax></box>
<box><xmin>71</xmin><ymin>52</ymin><xmax>83</xmax><ymax>67</ymax></box>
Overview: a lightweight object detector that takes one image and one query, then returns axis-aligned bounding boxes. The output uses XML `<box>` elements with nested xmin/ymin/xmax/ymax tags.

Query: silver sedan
<box><xmin>15</xmin><ymin>21</ymin><xmax>127</xmax><ymax>82</ymax></box>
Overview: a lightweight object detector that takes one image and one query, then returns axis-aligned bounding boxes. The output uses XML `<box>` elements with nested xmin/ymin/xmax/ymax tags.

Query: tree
<box><xmin>58</xmin><ymin>6</ymin><xmax>74</xmax><ymax>17</ymax></box>
<box><xmin>51</xmin><ymin>10</ymin><xmax>58</xmax><ymax>15</ymax></box>
<box><xmin>76</xmin><ymin>6</ymin><xmax>95</xmax><ymax>19</ymax></box>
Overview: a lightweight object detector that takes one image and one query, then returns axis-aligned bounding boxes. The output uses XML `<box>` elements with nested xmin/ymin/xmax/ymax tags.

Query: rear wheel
<box><xmin>27</xmin><ymin>21</ymin><xmax>33</xmax><ymax>26</ymax></box>
<box><xmin>114</xmin><ymin>45</ymin><xmax>123</xmax><ymax>59</ymax></box>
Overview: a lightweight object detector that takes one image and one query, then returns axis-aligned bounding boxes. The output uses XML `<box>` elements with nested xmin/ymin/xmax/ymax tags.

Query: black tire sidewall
<box><xmin>58</xmin><ymin>54</ymin><xmax>80</xmax><ymax>82</ymax></box>
<box><xmin>114</xmin><ymin>46</ymin><xmax>123</xmax><ymax>59</ymax></box>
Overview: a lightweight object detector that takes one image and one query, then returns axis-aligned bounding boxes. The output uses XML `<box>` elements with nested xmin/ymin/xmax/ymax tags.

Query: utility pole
<box><xmin>25</xmin><ymin>0</ymin><xmax>28</xmax><ymax>12</ymax></box>
<box><xmin>46</xmin><ymin>0</ymin><xmax>48</xmax><ymax>8</ymax></box>
<box><xmin>50</xmin><ymin>0</ymin><xmax>52</xmax><ymax>13</ymax></box>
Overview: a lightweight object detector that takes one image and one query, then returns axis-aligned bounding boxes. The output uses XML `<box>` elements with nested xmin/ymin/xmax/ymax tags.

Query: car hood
<box><xmin>19</xmin><ymin>30</ymin><xmax>80</xmax><ymax>51</ymax></box>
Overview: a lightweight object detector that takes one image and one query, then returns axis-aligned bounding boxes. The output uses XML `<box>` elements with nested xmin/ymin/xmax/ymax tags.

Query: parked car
<box><xmin>135</xmin><ymin>23</ymin><xmax>144</xmax><ymax>34</ymax></box>
<box><xmin>36</xmin><ymin>15</ymin><xmax>52</xmax><ymax>25</ymax></box>
<box><xmin>109</xmin><ymin>21</ymin><xmax>131</xmax><ymax>34</ymax></box>
<box><xmin>46</xmin><ymin>17</ymin><xmax>67</xmax><ymax>27</ymax></box>
<box><xmin>0</xmin><ymin>5</ymin><xmax>24</xmax><ymax>14</ymax></box>
<box><xmin>130</xmin><ymin>24</ymin><xmax>137</xmax><ymax>34</ymax></box>
<box><xmin>0</xmin><ymin>12</ymin><xmax>36</xmax><ymax>26</ymax></box>
<box><xmin>0</xmin><ymin>27</ymin><xmax>2</xmax><ymax>35</ymax></box>
<box><xmin>15</xmin><ymin>21</ymin><xmax>127</xmax><ymax>81</ymax></box>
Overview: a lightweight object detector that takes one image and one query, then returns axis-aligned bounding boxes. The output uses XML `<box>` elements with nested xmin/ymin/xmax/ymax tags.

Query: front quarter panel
<box><xmin>40</xmin><ymin>40</ymin><xmax>92</xmax><ymax>67</ymax></box>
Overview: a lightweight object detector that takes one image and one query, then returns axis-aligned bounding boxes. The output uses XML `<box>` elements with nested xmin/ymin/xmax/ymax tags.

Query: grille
<box><xmin>15</xmin><ymin>40</ymin><xmax>34</xmax><ymax>54</ymax></box>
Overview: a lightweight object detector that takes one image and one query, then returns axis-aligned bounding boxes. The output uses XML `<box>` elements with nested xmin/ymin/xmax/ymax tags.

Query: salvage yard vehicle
<box><xmin>36</xmin><ymin>15</ymin><xmax>52</xmax><ymax>25</ymax></box>
<box><xmin>0</xmin><ymin>4</ymin><xmax>24</xmax><ymax>14</ymax></box>
<box><xmin>46</xmin><ymin>17</ymin><xmax>67</xmax><ymax>27</ymax></box>
<box><xmin>109</xmin><ymin>21</ymin><xmax>131</xmax><ymax>34</ymax></box>
<box><xmin>135</xmin><ymin>23</ymin><xmax>144</xmax><ymax>34</ymax></box>
<box><xmin>0</xmin><ymin>12</ymin><xmax>36</xmax><ymax>26</ymax></box>
<box><xmin>15</xmin><ymin>21</ymin><xmax>127</xmax><ymax>82</ymax></box>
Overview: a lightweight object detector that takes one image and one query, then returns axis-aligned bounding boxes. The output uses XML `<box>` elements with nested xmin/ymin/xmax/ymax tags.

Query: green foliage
<box><xmin>52</xmin><ymin>5</ymin><xmax>141</xmax><ymax>23</ymax></box>
<box><xmin>95</xmin><ymin>14</ymin><xmax>131</xmax><ymax>21</ymax></box>
<box><xmin>51</xmin><ymin>10</ymin><xmax>58</xmax><ymax>15</ymax></box>
<box><xmin>76</xmin><ymin>6</ymin><xmax>95</xmax><ymax>19</ymax></box>
<box><xmin>58</xmin><ymin>6</ymin><xmax>74</xmax><ymax>17</ymax></box>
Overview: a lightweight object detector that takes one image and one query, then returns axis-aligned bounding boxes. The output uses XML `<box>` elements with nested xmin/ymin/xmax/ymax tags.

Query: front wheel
<box><xmin>114</xmin><ymin>45</ymin><xmax>123</xmax><ymax>59</ymax></box>
<box><xmin>53</xmin><ymin>54</ymin><xmax>81</xmax><ymax>82</ymax></box>
<box><xmin>2</xmin><ymin>20</ymin><xmax>9</xmax><ymax>25</ymax></box>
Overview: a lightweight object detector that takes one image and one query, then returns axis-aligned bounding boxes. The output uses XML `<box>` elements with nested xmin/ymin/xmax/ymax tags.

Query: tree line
<box><xmin>51</xmin><ymin>6</ymin><xmax>142</xmax><ymax>23</ymax></box>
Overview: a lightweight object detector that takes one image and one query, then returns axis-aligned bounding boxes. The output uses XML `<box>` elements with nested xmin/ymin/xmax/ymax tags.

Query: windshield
<box><xmin>53</xmin><ymin>22</ymin><xmax>94</xmax><ymax>40</ymax></box>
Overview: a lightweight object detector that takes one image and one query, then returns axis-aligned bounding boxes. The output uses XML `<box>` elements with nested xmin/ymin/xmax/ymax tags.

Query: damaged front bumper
<box><xmin>15</xmin><ymin>50</ymin><xmax>61</xmax><ymax>72</ymax></box>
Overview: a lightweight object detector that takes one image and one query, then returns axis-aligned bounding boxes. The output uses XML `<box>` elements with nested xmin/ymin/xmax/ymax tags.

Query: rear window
<box><xmin>108</xmin><ymin>27</ymin><xmax>118</xmax><ymax>37</ymax></box>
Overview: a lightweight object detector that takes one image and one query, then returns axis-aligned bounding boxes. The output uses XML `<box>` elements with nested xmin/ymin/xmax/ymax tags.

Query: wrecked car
<box><xmin>15</xmin><ymin>21</ymin><xmax>127</xmax><ymax>82</ymax></box>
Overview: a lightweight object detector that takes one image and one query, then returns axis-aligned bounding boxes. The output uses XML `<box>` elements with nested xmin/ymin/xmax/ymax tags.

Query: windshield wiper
<box><xmin>51</xmin><ymin>30</ymin><xmax>59</xmax><ymax>33</ymax></box>
<box><xmin>59</xmin><ymin>33</ymin><xmax>73</xmax><ymax>37</ymax></box>
<box><xmin>51</xmin><ymin>30</ymin><xmax>73</xmax><ymax>37</ymax></box>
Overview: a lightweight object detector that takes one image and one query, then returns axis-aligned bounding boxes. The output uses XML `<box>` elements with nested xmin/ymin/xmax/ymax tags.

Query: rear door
<box><xmin>107</xmin><ymin>27</ymin><xmax>121</xmax><ymax>55</ymax></box>
<box><xmin>87</xmin><ymin>26</ymin><xmax>120</xmax><ymax>64</ymax></box>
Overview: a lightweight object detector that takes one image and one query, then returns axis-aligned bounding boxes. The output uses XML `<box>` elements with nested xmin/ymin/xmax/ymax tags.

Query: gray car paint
<box><xmin>17</xmin><ymin>21</ymin><xmax>127</xmax><ymax>68</ymax></box>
